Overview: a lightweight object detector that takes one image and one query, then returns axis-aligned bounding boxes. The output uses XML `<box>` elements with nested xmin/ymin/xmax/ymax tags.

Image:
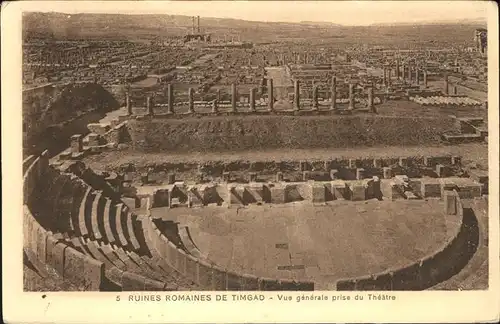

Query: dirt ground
<box><xmin>153</xmin><ymin>199</ymin><xmax>455</xmax><ymax>290</ymax></box>
<box><xmin>83</xmin><ymin>142</ymin><xmax>489</xmax><ymax>172</ymax></box>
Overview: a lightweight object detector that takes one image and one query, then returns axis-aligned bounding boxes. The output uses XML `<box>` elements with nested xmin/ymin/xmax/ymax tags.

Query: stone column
<box><xmin>212</xmin><ymin>99</ymin><xmax>218</xmax><ymax>113</ymax></box>
<box><xmin>331</xmin><ymin>76</ymin><xmax>337</xmax><ymax>110</ymax></box>
<box><xmin>249</xmin><ymin>87</ymin><xmax>256</xmax><ymax>112</ymax></box>
<box><xmin>402</xmin><ymin>64</ymin><xmax>406</xmax><ymax>83</ymax></box>
<box><xmin>259</xmin><ymin>77</ymin><xmax>266</xmax><ymax>95</ymax></box>
<box><xmin>71</xmin><ymin>134</ymin><xmax>83</xmax><ymax>153</ymax></box>
<box><xmin>348</xmin><ymin>83</ymin><xmax>355</xmax><ymax>110</ymax></box>
<box><xmin>167</xmin><ymin>84</ymin><xmax>174</xmax><ymax>114</ymax></box>
<box><xmin>407</xmin><ymin>64</ymin><xmax>412</xmax><ymax>83</ymax></box>
<box><xmin>217</xmin><ymin>88</ymin><xmax>222</xmax><ymax>102</ymax></box>
<box><xmin>146</xmin><ymin>96</ymin><xmax>154</xmax><ymax>116</ymax></box>
<box><xmin>267</xmin><ymin>78</ymin><xmax>274</xmax><ymax>111</ymax></box>
<box><xmin>312</xmin><ymin>85</ymin><xmax>319</xmax><ymax>110</ymax></box>
<box><xmin>423</xmin><ymin>70</ymin><xmax>428</xmax><ymax>88</ymax></box>
<box><xmin>188</xmin><ymin>87</ymin><xmax>194</xmax><ymax>113</ymax></box>
<box><xmin>387</xmin><ymin>68</ymin><xmax>392</xmax><ymax>86</ymax></box>
<box><xmin>294</xmin><ymin>79</ymin><xmax>300</xmax><ymax>111</ymax></box>
<box><xmin>453</xmin><ymin>85</ymin><xmax>458</xmax><ymax>95</ymax></box>
<box><xmin>415</xmin><ymin>66</ymin><xmax>420</xmax><ymax>85</ymax></box>
<box><xmin>126</xmin><ymin>93</ymin><xmax>132</xmax><ymax>115</ymax></box>
<box><xmin>444</xmin><ymin>74</ymin><xmax>449</xmax><ymax>95</ymax></box>
<box><xmin>368</xmin><ymin>86</ymin><xmax>374</xmax><ymax>112</ymax></box>
<box><xmin>231</xmin><ymin>83</ymin><xmax>237</xmax><ymax>112</ymax></box>
<box><xmin>396</xmin><ymin>58</ymin><xmax>400</xmax><ymax>80</ymax></box>
<box><xmin>383</xmin><ymin>68</ymin><xmax>387</xmax><ymax>86</ymax></box>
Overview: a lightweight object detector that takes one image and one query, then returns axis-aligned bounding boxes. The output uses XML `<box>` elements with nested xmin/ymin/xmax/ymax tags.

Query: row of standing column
<box><xmin>443</xmin><ymin>74</ymin><xmax>457</xmax><ymax>95</ymax></box>
<box><xmin>294</xmin><ymin>77</ymin><xmax>375</xmax><ymax>112</ymax></box>
<box><xmin>126</xmin><ymin>83</ymin><xmax>259</xmax><ymax>115</ymax></box>
<box><xmin>125</xmin><ymin>78</ymin><xmax>376</xmax><ymax>115</ymax></box>
<box><xmin>385</xmin><ymin>61</ymin><xmax>428</xmax><ymax>87</ymax></box>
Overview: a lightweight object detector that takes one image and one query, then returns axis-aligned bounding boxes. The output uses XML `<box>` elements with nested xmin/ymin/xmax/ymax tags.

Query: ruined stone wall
<box><xmin>127</xmin><ymin>115</ymin><xmax>455</xmax><ymax>153</ymax></box>
<box><xmin>23</xmin><ymin>154</ymin><xmax>104</xmax><ymax>290</ymax></box>
<box><xmin>23</xmin><ymin>153</ymin><xmax>169</xmax><ymax>291</ymax></box>
<box><xmin>23</xmin><ymin>83</ymin><xmax>119</xmax><ymax>157</ymax></box>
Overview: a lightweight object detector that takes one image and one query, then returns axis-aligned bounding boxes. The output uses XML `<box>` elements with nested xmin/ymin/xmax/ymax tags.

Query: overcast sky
<box><xmin>24</xmin><ymin>1</ymin><xmax>490</xmax><ymax>26</ymax></box>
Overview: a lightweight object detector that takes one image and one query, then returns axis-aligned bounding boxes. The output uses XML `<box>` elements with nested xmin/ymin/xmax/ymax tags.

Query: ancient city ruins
<box><xmin>22</xmin><ymin>12</ymin><xmax>489</xmax><ymax>291</ymax></box>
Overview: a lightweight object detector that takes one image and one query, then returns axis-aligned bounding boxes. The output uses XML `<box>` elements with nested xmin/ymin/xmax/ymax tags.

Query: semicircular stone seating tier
<box><xmin>23</xmin><ymin>153</ymin><xmax>195</xmax><ymax>291</ymax></box>
<box><xmin>23</xmin><ymin>153</ymin><xmax>481</xmax><ymax>291</ymax></box>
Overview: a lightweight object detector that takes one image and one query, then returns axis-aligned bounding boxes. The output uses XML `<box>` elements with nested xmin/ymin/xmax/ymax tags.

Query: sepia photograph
<box><xmin>2</xmin><ymin>0</ymin><xmax>499</xmax><ymax>323</ymax></box>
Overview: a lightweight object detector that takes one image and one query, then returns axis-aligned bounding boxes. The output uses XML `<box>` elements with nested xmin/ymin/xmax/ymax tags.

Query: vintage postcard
<box><xmin>2</xmin><ymin>0</ymin><xmax>499</xmax><ymax>323</ymax></box>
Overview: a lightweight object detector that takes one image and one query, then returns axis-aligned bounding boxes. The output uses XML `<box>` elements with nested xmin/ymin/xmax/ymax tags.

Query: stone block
<box><xmin>404</xmin><ymin>191</ymin><xmax>419</xmax><ymax>200</ymax></box>
<box><xmin>371</xmin><ymin>176</ymin><xmax>382</xmax><ymax>197</ymax></box>
<box><xmin>226</xmin><ymin>271</ymin><xmax>242</xmax><ymax>290</ymax></box>
<box><xmin>331</xmin><ymin>180</ymin><xmax>347</xmax><ymax>200</ymax></box>
<box><xmin>177</xmin><ymin>249</ymin><xmax>187</xmax><ymax>275</ymax></box>
<box><xmin>59</xmin><ymin>151</ymin><xmax>72</xmax><ymax>161</ymax></box>
<box><xmin>144</xmin><ymin>278</ymin><xmax>165</xmax><ymax>291</ymax></box>
<box><xmin>197</xmin><ymin>260</ymin><xmax>213</xmax><ymax>289</ymax></box>
<box><xmin>87</xmin><ymin>133</ymin><xmax>100</xmax><ymax>146</ymax></box>
<box><xmin>46</xmin><ymin>238</ymin><xmax>65</xmax><ymax>275</ymax></box>
<box><xmin>394</xmin><ymin>175</ymin><xmax>409</xmax><ymax>185</ymax></box>
<box><xmin>330</xmin><ymin>169</ymin><xmax>339</xmax><ymax>180</ymax></box>
<box><xmin>167</xmin><ymin>241</ymin><xmax>179</xmax><ymax>271</ymax></box>
<box><xmin>63</xmin><ymin>247</ymin><xmax>85</xmax><ymax>285</ymax></box>
<box><xmin>185</xmin><ymin>254</ymin><xmax>199</xmax><ymax>283</ymax></box>
<box><xmin>87</xmin><ymin>123</ymin><xmax>109</xmax><ymax>136</ymax></box>
<box><xmin>270</xmin><ymin>185</ymin><xmax>286</xmax><ymax>204</ymax></box>
<box><xmin>36</xmin><ymin>226</ymin><xmax>48</xmax><ymax>264</ymax></box>
<box><xmin>83</xmin><ymin>256</ymin><xmax>104</xmax><ymax>291</ymax></box>
<box><xmin>211</xmin><ymin>265</ymin><xmax>227</xmax><ymax>290</ymax></box>
<box><xmin>421</xmin><ymin>180</ymin><xmax>441</xmax><ymax>198</ymax></box>
<box><xmin>241</xmin><ymin>274</ymin><xmax>259</xmax><ymax>290</ymax></box>
<box><xmin>248</xmin><ymin>172</ymin><xmax>257</xmax><ymax>183</ymax></box>
<box><xmin>70</xmin><ymin>134</ymin><xmax>83</xmax><ymax>153</ymax></box>
<box><xmin>228</xmin><ymin>186</ymin><xmax>244</xmax><ymax>205</ymax></box>
<box><xmin>423</xmin><ymin>156</ymin><xmax>432</xmax><ymax>167</ymax></box>
<box><xmin>248</xmin><ymin>184</ymin><xmax>264</xmax><ymax>203</ymax></box>
<box><xmin>440</xmin><ymin>179</ymin><xmax>457</xmax><ymax>198</ymax></box>
<box><xmin>435</xmin><ymin>164</ymin><xmax>446</xmax><ymax>177</ymax></box>
<box><xmin>188</xmin><ymin>188</ymin><xmax>204</xmax><ymax>207</ymax></box>
<box><xmin>167</xmin><ymin>173</ymin><xmax>176</xmax><ymax>185</ymax></box>
<box><xmin>349</xmin><ymin>181</ymin><xmax>366</xmax><ymax>201</ymax></box>
<box><xmin>122</xmin><ymin>271</ymin><xmax>145</xmax><ymax>291</ymax></box>
<box><xmin>311</xmin><ymin>183</ymin><xmax>326</xmax><ymax>203</ymax></box>
<box><xmin>409</xmin><ymin>179</ymin><xmax>422</xmax><ymax>195</ymax></box>
<box><xmin>381</xmin><ymin>181</ymin><xmax>402</xmax><ymax>200</ymax></box>
<box><xmin>106</xmin><ymin>267</ymin><xmax>124</xmax><ymax>285</ymax></box>
<box><xmin>444</xmin><ymin>190</ymin><xmax>458</xmax><ymax>215</ymax></box>
<box><xmin>382</xmin><ymin>167</ymin><xmax>392</xmax><ymax>179</ymax></box>
<box><xmin>260</xmin><ymin>277</ymin><xmax>281</xmax><ymax>291</ymax></box>
<box><xmin>456</xmin><ymin>183</ymin><xmax>482</xmax><ymax>199</ymax></box>
<box><xmin>299</xmin><ymin>160</ymin><xmax>307</xmax><ymax>171</ymax></box>
<box><xmin>451</xmin><ymin>156</ymin><xmax>461</xmax><ymax>165</ymax></box>
<box><xmin>356</xmin><ymin>168</ymin><xmax>365</xmax><ymax>180</ymax></box>
<box><xmin>323</xmin><ymin>160</ymin><xmax>332</xmax><ymax>171</ymax></box>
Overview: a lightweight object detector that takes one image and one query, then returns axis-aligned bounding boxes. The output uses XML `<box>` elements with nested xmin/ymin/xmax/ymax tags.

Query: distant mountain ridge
<box><xmin>23</xmin><ymin>12</ymin><xmax>487</xmax><ymax>43</ymax></box>
<box><xmin>370</xmin><ymin>18</ymin><xmax>487</xmax><ymax>27</ymax></box>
